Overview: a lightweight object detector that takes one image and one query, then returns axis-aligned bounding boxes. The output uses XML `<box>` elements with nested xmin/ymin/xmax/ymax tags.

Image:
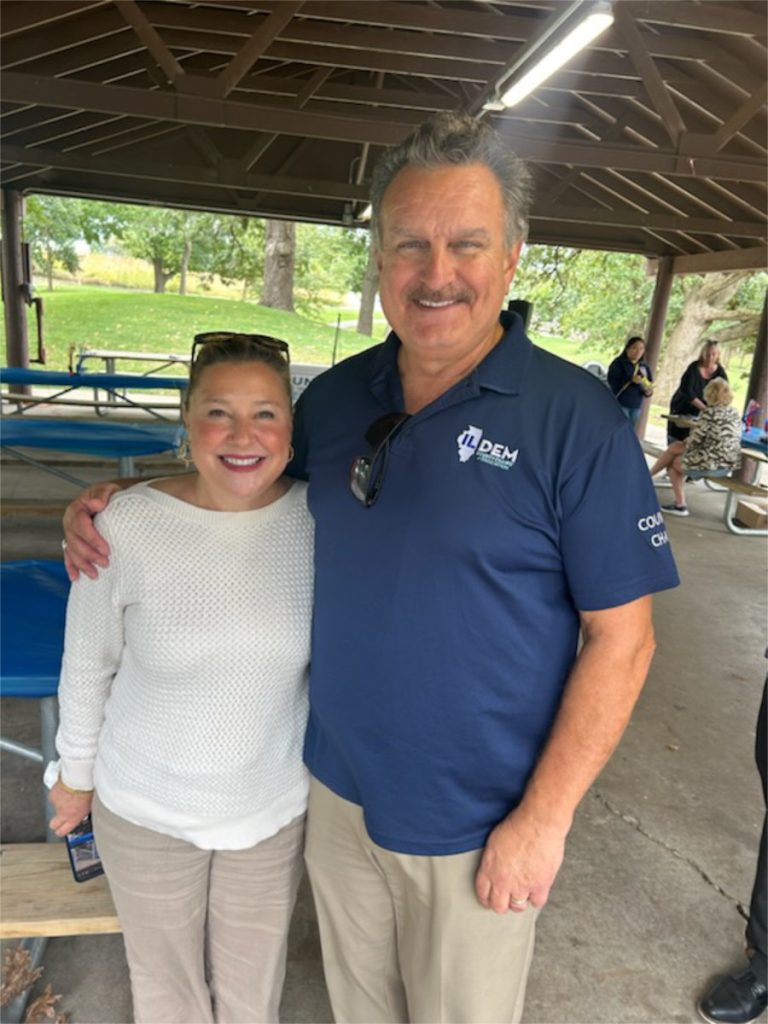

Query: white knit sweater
<box><xmin>56</xmin><ymin>480</ymin><xmax>314</xmax><ymax>849</ymax></box>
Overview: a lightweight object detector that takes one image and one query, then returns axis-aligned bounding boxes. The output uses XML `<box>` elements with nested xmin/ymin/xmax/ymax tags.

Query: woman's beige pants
<box><xmin>93</xmin><ymin>794</ymin><xmax>304</xmax><ymax>1024</ymax></box>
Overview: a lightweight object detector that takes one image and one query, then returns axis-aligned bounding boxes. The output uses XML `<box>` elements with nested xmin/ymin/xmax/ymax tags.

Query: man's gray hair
<box><xmin>370</xmin><ymin>111</ymin><xmax>533</xmax><ymax>249</ymax></box>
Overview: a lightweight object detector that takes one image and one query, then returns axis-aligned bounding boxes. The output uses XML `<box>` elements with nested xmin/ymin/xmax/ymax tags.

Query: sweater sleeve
<box><xmin>607</xmin><ymin>356</ymin><xmax>630</xmax><ymax>395</ymax></box>
<box><xmin>56</xmin><ymin>512</ymin><xmax>124</xmax><ymax>791</ymax></box>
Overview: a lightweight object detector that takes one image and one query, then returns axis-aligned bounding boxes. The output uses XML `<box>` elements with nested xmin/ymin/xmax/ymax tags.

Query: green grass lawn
<box><xmin>4</xmin><ymin>286</ymin><xmax>607</xmax><ymax>372</ymax></box>
<box><xmin>2</xmin><ymin>288</ymin><xmax>383</xmax><ymax>372</ymax></box>
<box><xmin>1</xmin><ymin>285</ymin><xmax>751</xmax><ymax>424</ymax></box>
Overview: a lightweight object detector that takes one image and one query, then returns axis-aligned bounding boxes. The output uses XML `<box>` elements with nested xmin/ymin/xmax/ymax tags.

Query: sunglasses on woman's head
<box><xmin>190</xmin><ymin>332</ymin><xmax>290</xmax><ymax>366</ymax></box>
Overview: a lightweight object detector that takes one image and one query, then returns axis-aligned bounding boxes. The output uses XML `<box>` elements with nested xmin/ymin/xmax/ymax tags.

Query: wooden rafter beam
<box><xmin>0</xmin><ymin>72</ymin><xmax>410</xmax><ymax>145</ymax></box>
<box><xmin>295</xmin><ymin>66</ymin><xmax>333</xmax><ymax>109</ymax></box>
<box><xmin>714</xmin><ymin>83</ymin><xmax>768</xmax><ymax>151</ymax></box>
<box><xmin>114</xmin><ymin>0</ymin><xmax>184</xmax><ymax>86</ymax></box>
<box><xmin>2</xmin><ymin>136</ymin><xmax>765</xmax><ymax>252</ymax></box>
<box><xmin>136</xmin><ymin>1</ymin><xmax>757</xmax><ymax>64</ymax></box>
<box><xmin>661</xmin><ymin>245</ymin><xmax>768</xmax><ymax>274</ymax></box>
<box><xmin>1</xmin><ymin>142</ymin><xmax>369</xmax><ymax>203</ymax></box>
<box><xmin>626</xmin><ymin>1</ymin><xmax>767</xmax><ymax>38</ymax></box>
<box><xmin>3</xmin><ymin>71</ymin><xmax>765</xmax><ymax>183</ymax></box>
<box><xmin>613</xmin><ymin>4</ymin><xmax>686</xmax><ymax>146</ymax></box>
<box><xmin>0</xmin><ymin>1</ymin><xmax>110</xmax><ymax>39</ymax></box>
<box><xmin>213</xmin><ymin>1</ymin><xmax>304</xmax><ymax>99</ymax></box>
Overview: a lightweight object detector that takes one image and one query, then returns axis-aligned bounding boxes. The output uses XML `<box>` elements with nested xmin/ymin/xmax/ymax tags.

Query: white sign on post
<box><xmin>291</xmin><ymin>364</ymin><xmax>329</xmax><ymax>402</ymax></box>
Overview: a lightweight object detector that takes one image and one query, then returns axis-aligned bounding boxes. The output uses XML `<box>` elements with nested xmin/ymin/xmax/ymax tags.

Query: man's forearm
<box><xmin>475</xmin><ymin>598</ymin><xmax>656</xmax><ymax>912</ymax></box>
<box><xmin>514</xmin><ymin>600</ymin><xmax>656</xmax><ymax>836</ymax></box>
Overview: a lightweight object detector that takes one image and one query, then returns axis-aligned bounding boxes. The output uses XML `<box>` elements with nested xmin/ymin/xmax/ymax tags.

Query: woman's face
<box><xmin>626</xmin><ymin>341</ymin><xmax>645</xmax><ymax>362</ymax></box>
<box><xmin>703</xmin><ymin>346</ymin><xmax>720</xmax><ymax>369</ymax></box>
<box><xmin>184</xmin><ymin>360</ymin><xmax>292</xmax><ymax>511</ymax></box>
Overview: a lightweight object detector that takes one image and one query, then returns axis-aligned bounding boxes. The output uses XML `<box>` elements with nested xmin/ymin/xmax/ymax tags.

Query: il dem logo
<box><xmin>456</xmin><ymin>425</ymin><xmax>519</xmax><ymax>470</ymax></box>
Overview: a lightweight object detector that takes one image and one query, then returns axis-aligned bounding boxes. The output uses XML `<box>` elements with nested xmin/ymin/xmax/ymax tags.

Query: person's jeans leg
<box><xmin>206</xmin><ymin>815</ymin><xmax>305</xmax><ymax>1024</ymax></box>
<box><xmin>304</xmin><ymin>777</ymin><xmax>408</xmax><ymax>1024</ymax></box>
<box><xmin>92</xmin><ymin>794</ymin><xmax>214</xmax><ymax>1024</ymax></box>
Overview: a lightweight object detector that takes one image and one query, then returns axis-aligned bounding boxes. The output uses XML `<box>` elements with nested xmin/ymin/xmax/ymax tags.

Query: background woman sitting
<box><xmin>648</xmin><ymin>377</ymin><xmax>742</xmax><ymax>517</ymax></box>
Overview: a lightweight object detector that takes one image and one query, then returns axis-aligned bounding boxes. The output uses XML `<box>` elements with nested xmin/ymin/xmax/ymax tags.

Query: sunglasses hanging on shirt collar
<box><xmin>349</xmin><ymin>412</ymin><xmax>411</xmax><ymax>508</ymax></box>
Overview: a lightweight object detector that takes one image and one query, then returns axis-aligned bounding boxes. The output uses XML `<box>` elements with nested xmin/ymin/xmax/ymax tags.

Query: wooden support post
<box><xmin>1</xmin><ymin>189</ymin><xmax>29</xmax><ymax>371</ymax></box>
<box><xmin>637</xmin><ymin>255</ymin><xmax>673</xmax><ymax>441</ymax></box>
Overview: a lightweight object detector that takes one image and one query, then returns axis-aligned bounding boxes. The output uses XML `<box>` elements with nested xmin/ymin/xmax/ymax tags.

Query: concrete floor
<box><xmin>1</xmin><ymin>441</ymin><xmax>766</xmax><ymax>1024</ymax></box>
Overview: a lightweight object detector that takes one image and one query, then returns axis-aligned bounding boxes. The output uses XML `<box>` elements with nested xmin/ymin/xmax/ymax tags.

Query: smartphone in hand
<box><xmin>66</xmin><ymin>814</ymin><xmax>105</xmax><ymax>883</ymax></box>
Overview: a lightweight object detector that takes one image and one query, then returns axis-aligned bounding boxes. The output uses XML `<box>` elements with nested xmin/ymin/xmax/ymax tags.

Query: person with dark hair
<box><xmin>62</xmin><ymin>113</ymin><xmax>679</xmax><ymax>1024</ymax></box>
<box><xmin>607</xmin><ymin>336</ymin><xmax>655</xmax><ymax>426</ymax></box>
<box><xmin>668</xmin><ymin>339</ymin><xmax>729</xmax><ymax>443</ymax></box>
<box><xmin>49</xmin><ymin>334</ymin><xmax>313</xmax><ymax>1023</ymax></box>
<box><xmin>698</xmin><ymin>679</ymin><xmax>767</xmax><ymax>1024</ymax></box>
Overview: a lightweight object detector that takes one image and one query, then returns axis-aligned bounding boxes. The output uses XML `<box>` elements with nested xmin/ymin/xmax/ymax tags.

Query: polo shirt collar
<box><xmin>367</xmin><ymin>310</ymin><xmax>532</xmax><ymax>407</ymax></box>
<box><xmin>476</xmin><ymin>310</ymin><xmax>532</xmax><ymax>396</ymax></box>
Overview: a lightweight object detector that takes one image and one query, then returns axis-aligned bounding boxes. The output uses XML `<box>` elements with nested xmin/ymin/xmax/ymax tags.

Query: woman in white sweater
<box><xmin>47</xmin><ymin>333</ymin><xmax>314</xmax><ymax>1024</ymax></box>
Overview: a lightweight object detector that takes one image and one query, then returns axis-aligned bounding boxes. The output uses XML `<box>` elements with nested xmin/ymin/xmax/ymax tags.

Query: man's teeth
<box><xmin>221</xmin><ymin>456</ymin><xmax>263</xmax><ymax>466</ymax></box>
<box><xmin>418</xmin><ymin>299</ymin><xmax>455</xmax><ymax>308</ymax></box>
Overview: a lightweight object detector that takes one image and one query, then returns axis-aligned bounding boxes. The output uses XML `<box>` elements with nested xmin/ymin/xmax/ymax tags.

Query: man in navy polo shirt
<box><xmin>294</xmin><ymin>112</ymin><xmax>679</xmax><ymax>1024</ymax></box>
<box><xmin>64</xmin><ymin>112</ymin><xmax>679</xmax><ymax>1023</ymax></box>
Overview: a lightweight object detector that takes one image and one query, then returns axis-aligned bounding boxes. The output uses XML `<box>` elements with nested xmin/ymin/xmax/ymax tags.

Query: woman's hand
<box><xmin>49</xmin><ymin>782</ymin><xmax>93</xmax><ymax>837</ymax></box>
<box><xmin>62</xmin><ymin>483</ymin><xmax>121</xmax><ymax>581</ymax></box>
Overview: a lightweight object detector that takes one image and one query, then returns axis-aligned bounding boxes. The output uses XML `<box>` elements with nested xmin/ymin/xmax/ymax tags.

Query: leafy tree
<box><xmin>514</xmin><ymin>245</ymin><xmax>654</xmax><ymax>348</ymax></box>
<box><xmin>653</xmin><ymin>271</ymin><xmax>765</xmax><ymax>404</ymax></box>
<box><xmin>197</xmin><ymin>215</ymin><xmax>265</xmax><ymax>300</ymax></box>
<box><xmin>24</xmin><ymin>196</ymin><xmax>84</xmax><ymax>290</ymax></box>
<box><xmin>119</xmin><ymin>207</ymin><xmax>208</xmax><ymax>294</ymax></box>
<box><xmin>514</xmin><ymin>245</ymin><xmax>765</xmax><ymax>399</ymax></box>
<box><xmin>25</xmin><ymin>196</ymin><xmax>136</xmax><ymax>290</ymax></box>
<box><xmin>294</xmin><ymin>224</ymin><xmax>371</xmax><ymax>316</ymax></box>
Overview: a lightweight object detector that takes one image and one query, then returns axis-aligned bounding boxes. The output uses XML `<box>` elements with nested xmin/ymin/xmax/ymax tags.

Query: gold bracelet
<box><xmin>57</xmin><ymin>777</ymin><xmax>93</xmax><ymax>797</ymax></box>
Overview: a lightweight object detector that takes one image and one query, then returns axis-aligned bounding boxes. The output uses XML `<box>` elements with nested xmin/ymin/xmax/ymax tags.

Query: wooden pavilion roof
<box><xmin>1</xmin><ymin>0</ymin><xmax>766</xmax><ymax>273</ymax></box>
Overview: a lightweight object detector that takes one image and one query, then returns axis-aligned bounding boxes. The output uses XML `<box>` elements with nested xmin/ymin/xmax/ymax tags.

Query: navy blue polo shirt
<box><xmin>292</xmin><ymin>312</ymin><xmax>679</xmax><ymax>856</ymax></box>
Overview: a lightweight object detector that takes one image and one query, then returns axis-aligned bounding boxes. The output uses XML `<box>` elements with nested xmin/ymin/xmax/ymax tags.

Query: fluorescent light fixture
<box><xmin>495</xmin><ymin>1</ymin><xmax>613</xmax><ymax>109</ymax></box>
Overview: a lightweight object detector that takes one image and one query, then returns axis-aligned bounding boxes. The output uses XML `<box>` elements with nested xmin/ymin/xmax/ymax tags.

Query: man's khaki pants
<box><xmin>304</xmin><ymin>777</ymin><xmax>538</xmax><ymax>1024</ymax></box>
<box><xmin>93</xmin><ymin>794</ymin><xmax>305</xmax><ymax>1024</ymax></box>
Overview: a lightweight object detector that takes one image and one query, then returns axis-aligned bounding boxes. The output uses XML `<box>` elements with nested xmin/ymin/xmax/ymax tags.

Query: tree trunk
<box><xmin>356</xmin><ymin>246</ymin><xmax>379</xmax><ymax>336</ymax></box>
<box><xmin>179</xmin><ymin>238</ymin><xmax>191</xmax><ymax>296</ymax></box>
<box><xmin>153</xmin><ymin>258</ymin><xmax>166</xmax><ymax>294</ymax></box>
<box><xmin>260</xmin><ymin>220</ymin><xmax>295</xmax><ymax>311</ymax></box>
<box><xmin>653</xmin><ymin>271</ymin><xmax>749</xmax><ymax>406</ymax></box>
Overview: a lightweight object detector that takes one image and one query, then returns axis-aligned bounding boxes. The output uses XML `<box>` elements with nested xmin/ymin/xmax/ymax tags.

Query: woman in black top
<box><xmin>607</xmin><ymin>336</ymin><xmax>654</xmax><ymax>427</ymax></box>
<box><xmin>667</xmin><ymin>339</ymin><xmax>728</xmax><ymax>443</ymax></box>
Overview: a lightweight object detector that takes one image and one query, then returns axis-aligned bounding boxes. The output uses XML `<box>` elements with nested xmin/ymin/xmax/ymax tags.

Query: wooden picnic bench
<box><xmin>699</xmin><ymin>469</ymin><xmax>768</xmax><ymax>536</ymax></box>
<box><xmin>0</xmin><ymin>844</ymin><xmax>120</xmax><ymax>939</ymax></box>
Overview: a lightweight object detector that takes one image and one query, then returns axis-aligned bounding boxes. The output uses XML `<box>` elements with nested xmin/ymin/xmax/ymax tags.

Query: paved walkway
<box><xmin>1</xmin><ymin>444</ymin><xmax>766</xmax><ymax>1024</ymax></box>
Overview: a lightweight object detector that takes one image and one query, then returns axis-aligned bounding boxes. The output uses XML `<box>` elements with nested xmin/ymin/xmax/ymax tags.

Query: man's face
<box><xmin>376</xmin><ymin>163</ymin><xmax>522</xmax><ymax>365</ymax></box>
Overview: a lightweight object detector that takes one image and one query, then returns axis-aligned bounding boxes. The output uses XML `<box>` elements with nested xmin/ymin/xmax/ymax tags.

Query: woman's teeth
<box><xmin>220</xmin><ymin>456</ymin><xmax>263</xmax><ymax>466</ymax></box>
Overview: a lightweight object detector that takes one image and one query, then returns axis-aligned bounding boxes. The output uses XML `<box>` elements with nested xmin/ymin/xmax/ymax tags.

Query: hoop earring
<box><xmin>177</xmin><ymin>435</ymin><xmax>193</xmax><ymax>467</ymax></box>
